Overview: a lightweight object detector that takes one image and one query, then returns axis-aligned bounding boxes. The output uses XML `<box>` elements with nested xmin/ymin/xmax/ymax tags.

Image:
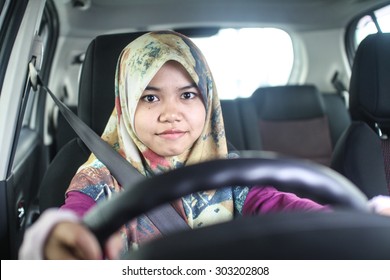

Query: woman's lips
<box><xmin>157</xmin><ymin>129</ymin><xmax>186</xmax><ymax>140</ymax></box>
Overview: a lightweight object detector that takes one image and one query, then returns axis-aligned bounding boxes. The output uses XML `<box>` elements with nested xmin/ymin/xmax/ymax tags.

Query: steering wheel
<box><xmin>82</xmin><ymin>154</ymin><xmax>390</xmax><ymax>259</ymax></box>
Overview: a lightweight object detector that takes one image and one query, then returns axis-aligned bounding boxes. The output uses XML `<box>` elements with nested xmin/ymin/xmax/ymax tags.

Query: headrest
<box><xmin>250</xmin><ymin>85</ymin><xmax>325</xmax><ymax>120</ymax></box>
<box><xmin>78</xmin><ymin>31</ymin><xmax>146</xmax><ymax>136</ymax></box>
<box><xmin>349</xmin><ymin>33</ymin><xmax>390</xmax><ymax>134</ymax></box>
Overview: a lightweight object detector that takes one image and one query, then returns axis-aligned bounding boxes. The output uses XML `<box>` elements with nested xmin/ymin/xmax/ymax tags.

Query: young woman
<box><xmin>19</xmin><ymin>31</ymin><xmax>390</xmax><ymax>260</ymax></box>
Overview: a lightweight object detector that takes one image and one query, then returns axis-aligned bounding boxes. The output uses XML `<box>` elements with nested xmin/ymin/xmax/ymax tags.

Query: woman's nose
<box><xmin>159</xmin><ymin>102</ymin><xmax>182</xmax><ymax>123</ymax></box>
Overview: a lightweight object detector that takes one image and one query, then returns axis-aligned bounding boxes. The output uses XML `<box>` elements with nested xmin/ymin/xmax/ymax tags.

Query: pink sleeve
<box><xmin>242</xmin><ymin>186</ymin><xmax>329</xmax><ymax>215</ymax></box>
<box><xmin>60</xmin><ymin>191</ymin><xmax>96</xmax><ymax>218</ymax></box>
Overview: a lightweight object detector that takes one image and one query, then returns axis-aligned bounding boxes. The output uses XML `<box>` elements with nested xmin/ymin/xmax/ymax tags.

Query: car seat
<box><xmin>331</xmin><ymin>33</ymin><xmax>390</xmax><ymax>198</ymax></box>
<box><xmin>220</xmin><ymin>99</ymin><xmax>248</xmax><ymax>151</ymax></box>
<box><xmin>38</xmin><ymin>32</ymin><xmax>146</xmax><ymax>211</ymax></box>
<box><xmin>247</xmin><ymin>85</ymin><xmax>337</xmax><ymax>166</ymax></box>
<box><xmin>322</xmin><ymin>93</ymin><xmax>351</xmax><ymax>148</ymax></box>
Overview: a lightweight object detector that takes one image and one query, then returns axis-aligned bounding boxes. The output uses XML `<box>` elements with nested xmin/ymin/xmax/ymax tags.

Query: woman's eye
<box><xmin>141</xmin><ymin>95</ymin><xmax>159</xmax><ymax>103</ymax></box>
<box><xmin>181</xmin><ymin>92</ymin><xmax>196</xmax><ymax>99</ymax></box>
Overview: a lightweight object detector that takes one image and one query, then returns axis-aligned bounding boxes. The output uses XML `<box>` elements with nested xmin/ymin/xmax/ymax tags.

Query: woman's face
<box><xmin>134</xmin><ymin>61</ymin><xmax>206</xmax><ymax>157</ymax></box>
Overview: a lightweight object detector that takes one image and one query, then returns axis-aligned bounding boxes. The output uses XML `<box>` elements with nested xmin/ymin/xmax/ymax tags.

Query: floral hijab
<box><xmin>112</xmin><ymin>30</ymin><xmax>227</xmax><ymax>175</ymax></box>
<box><xmin>67</xmin><ymin>31</ymin><xmax>248</xmax><ymax>248</ymax></box>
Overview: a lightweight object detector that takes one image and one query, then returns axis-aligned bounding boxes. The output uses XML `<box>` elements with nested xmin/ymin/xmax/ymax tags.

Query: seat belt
<box><xmin>28</xmin><ymin>62</ymin><xmax>190</xmax><ymax>235</ymax></box>
<box><xmin>331</xmin><ymin>71</ymin><xmax>349</xmax><ymax>108</ymax></box>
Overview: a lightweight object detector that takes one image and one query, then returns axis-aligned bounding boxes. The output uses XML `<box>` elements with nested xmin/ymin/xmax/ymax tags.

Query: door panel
<box><xmin>0</xmin><ymin>0</ymin><xmax>47</xmax><ymax>259</ymax></box>
<box><xmin>0</xmin><ymin>128</ymin><xmax>42</xmax><ymax>259</ymax></box>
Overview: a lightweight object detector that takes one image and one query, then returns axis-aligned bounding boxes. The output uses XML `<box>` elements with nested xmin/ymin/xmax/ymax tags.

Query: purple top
<box><xmin>242</xmin><ymin>186</ymin><xmax>328</xmax><ymax>215</ymax></box>
<box><xmin>61</xmin><ymin>191</ymin><xmax>95</xmax><ymax>217</ymax></box>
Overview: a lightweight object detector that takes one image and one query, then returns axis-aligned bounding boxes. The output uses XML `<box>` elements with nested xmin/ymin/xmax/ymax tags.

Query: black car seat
<box><xmin>54</xmin><ymin>105</ymin><xmax>77</xmax><ymax>153</ymax></box>
<box><xmin>246</xmin><ymin>85</ymin><xmax>345</xmax><ymax>166</ymax></box>
<box><xmin>38</xmin><ymin>32</ymin><xmax>146</xmax><ymax>212</ymax></box>
<box><xmin>220</xmin><ymin>99</ymin><xmax>248</xmax><ymax>151</ymax></box>
<box><xmin>331</xmin><ymin>33</ymin><xmax>390</xmax><ymax>198</ymax></box>
<box><xmin>322</xmin><ymin>93</ymin><xmax>351</xmax><ymax>148</ymax></box>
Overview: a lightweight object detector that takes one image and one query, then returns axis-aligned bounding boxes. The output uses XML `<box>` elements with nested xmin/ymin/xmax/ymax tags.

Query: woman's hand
<box><xmin>19</xmin><ymin>208</ymin><xmax>124</xmax><ymax>260</ymax></box>
<box><xmin>44</xmin><ymin>221</ymin><xmax>102</xmax><ymax>259</ymax></box>
<box><xmin>377</xmin><ymin>207</ymin><xmax>390</xmax><ymax>216</ymax></box>
<box><xmin>369</xmin><ymin>195</ymin><xmax>390</xmax><ymax>217</ymax></box>
<box><xmin>44</xmin><ymin>221</ymin><xmax>124</xmax><ymax>260</ymax></box>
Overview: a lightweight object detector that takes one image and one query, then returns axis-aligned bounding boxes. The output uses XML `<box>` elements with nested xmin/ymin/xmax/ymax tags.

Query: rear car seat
<box><xmin>237</xmin><ymin>85</ymin><xmax>350</xmax><ymax>166</ymax></box>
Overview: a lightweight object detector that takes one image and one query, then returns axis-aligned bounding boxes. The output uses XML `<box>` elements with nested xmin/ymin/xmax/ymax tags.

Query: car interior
<box><xmin>76</xmin><ymin>31</ymin><xmax>390</xmax><ymax>259</ymax></box>
<box><xmin>1</xmin><ymin>0</ymin><xmax>390</xmax><ymax>260</ymax></box>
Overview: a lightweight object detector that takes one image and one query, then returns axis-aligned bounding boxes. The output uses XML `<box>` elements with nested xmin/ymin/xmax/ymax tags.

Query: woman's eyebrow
<box><xmin>179</xmin><ymin>83</ymin><xmax>198</xmax><ymax>91</ymax></box>
<box><xmin>144</xmin><ymin>85</ymin><xmax>160</xmax><ymax>91</ymax></box>
<box><xmin>145</xmin><ymin>83</ymin><xmax>198</xmax><ymax>91</ymax></box>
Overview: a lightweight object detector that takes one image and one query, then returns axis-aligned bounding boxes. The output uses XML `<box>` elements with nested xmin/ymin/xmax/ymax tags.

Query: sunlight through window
<box><xmin>191</xmin><ymin>28</ymin><xmax>293</xmax><ymax>99</ymax></box>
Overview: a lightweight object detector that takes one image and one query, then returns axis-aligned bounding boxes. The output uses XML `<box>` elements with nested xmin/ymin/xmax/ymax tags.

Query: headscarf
<box><xmin>111</xmin><ymin>30</ymin><xmax>227</xmax><ymax>175</ymax></box>
<box><xmin>66</xmin><ymin>31</ymin><xmax>248</xmax><ymax>249</ymax></box>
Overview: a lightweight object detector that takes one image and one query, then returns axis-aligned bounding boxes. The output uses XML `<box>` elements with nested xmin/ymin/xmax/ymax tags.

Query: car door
<box><xmin>0</xmin><ymin>0</ymin><xmax>57</xmax><ymax>259</ymax></box>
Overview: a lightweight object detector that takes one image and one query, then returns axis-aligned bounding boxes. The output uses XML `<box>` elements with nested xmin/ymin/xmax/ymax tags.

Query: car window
<box><xmin>352</xmin><ymin>4</ymin><xmax>390</xmax><ymax>48</ymax></box>
<box><xmin>0</xmin><ymin>0</ymin><xmax>29</xmax><ymax>99</ymax></box>
<box><xmin>0</xmin><ymin>0</ymin><xmax>12</xmax><ymax>95</ymax></box>
<box><xmin>0</xmin><ymin>0</ymin><xmax>9</xmax><ymax>29</ymax></box>
<box><xmin>191</xmin><ymin>28</ymin><xmax>293</xmax><ymax>99</ymax></box>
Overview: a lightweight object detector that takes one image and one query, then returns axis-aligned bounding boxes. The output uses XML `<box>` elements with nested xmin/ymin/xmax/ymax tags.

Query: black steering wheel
<box><xmin>82</xmin><ymin>154</ymin><xmax>390</xmax><ymax>259</ymax></box>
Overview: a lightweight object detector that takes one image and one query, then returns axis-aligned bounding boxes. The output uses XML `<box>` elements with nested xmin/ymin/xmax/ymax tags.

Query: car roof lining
<box><xmin>53</xmin><ymin>0</ymin><xmax>390</xmax><ymax>37</ymax></box>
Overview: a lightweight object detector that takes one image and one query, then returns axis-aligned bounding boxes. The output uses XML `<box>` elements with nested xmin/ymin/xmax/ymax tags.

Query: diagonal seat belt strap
<box><xmin>147</xmin><ymin>204</ymin><xmax>189</xmax><ymax>235</ymax></box>
<box><xmin>29</xmin><ymin>64</ymin><xmax>143</xmax><ymax>190</ymax></box>
<box><xmin>28</xmin><ymin>62</ymin><xmax>189</xmax><ymax>234</ymax></box>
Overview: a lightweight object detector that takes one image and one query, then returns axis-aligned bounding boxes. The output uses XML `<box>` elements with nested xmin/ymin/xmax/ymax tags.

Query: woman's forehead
<box><xmin>149</xmin><ymin>61</ymin><xmax>196</xmax><ymax>83</ymax></box>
